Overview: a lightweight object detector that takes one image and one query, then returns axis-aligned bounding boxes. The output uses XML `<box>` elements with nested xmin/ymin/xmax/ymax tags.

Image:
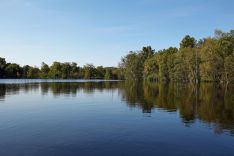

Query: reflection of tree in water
<box><xmin>197</xmin><ymin>84</ymin><xmax>234</xmax><ymax>135</ymax></box>
<box><xmin>40</xmin><ymin>82</ymin><xmax>120</xmax><ymax>96</ymax></box>
<box><xmin>119</xmin><ymin>80</ymin><xmax>155</xmax><ymax>113</ymax></box>
<box><xmin>0</xmin><ymin>82</ymin><xmax>121</xmax><ymax>99</ymax></box>
<box><xmin>121</xmin><ymin>81</ymin><xmax>234</xmax><ymax>135</ymax></box>
<box><xmin>0</xmin><ymin>85</ymin><xmax>6</xmax><ymax>100</ymax></box>
<box><xmin>0</xmin><ymin>81</ymin><xmax>233</xmax><ymax>135</ymax></box>
<box><xmin>0</xmin><ymin>83</ymin><xmax>40</xmax><ymax>101</ymax></box>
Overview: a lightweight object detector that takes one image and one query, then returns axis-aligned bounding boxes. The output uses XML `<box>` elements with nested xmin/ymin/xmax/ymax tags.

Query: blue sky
<box><xmin>0</xmin><ymin>0</ymin><xmax>233</xmax><ymax>67</ymax></box>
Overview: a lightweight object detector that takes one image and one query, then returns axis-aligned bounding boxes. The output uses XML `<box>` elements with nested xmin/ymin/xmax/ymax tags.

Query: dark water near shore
<box><xmin>0</xmin><ymin>80</ymin><xmax>233</xmax><ymax>156</ymax></box>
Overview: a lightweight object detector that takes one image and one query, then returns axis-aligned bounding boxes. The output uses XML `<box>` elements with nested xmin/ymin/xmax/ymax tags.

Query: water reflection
<box><xmin>0</xmin><ymin>81</ymin><xmax>234</xmax><ymax>136</ymax></box>
<box><xmin>120</xmin><ymin>81</ymin><xmax>234</xmax><ymax>135</ymax></box>
<box><xmin>40</xmin><ymin>82</ymin><xmax>119</xmax><ymax>96</ymax></box>
<box><xmin>0</xmin><ymin>82</ymin><xmax>120</xmax><ymax>99</ymax></box>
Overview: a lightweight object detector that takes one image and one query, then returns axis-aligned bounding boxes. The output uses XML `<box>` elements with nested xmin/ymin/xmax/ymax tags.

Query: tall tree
<box><xmin>200</xmin><ymin>38</ymin><xmax>223</xmax><ymax>82</ymax></box>
<box><xmin>144</xmin><ymin>56</ymin><xmax>159</xmax><ymax>81</ymax></box>
<box><xmin>5</xmin><ymin>63</ymin><xmax>22</xmax><ymax>78</ymax></box>
<box><xmin>27</xmin><ymin>67</ymin><xmax>40</xmax><ymax>78</ymax></box>
<box><xmin>49</xmin><ymin>62</ymin><xmax>62</xmax><ymax>79</ymax></box>
<box><xmin>180</xmin><ymin>35</ymin><xmax>196</xmax><ymax>49</ymax></box>
<box><xmin>40</xmin><ymin>62</ymin><xmax>50</xmax><ymax>79</ymax></box>
<box><xmin>154</xmin><ymin>47</ymin><xmax>178</xmax><ymax>82</ymax></box>
<box><xmin>120</xmin><ymin>52</ymin><xmax>142</xmax><ymax>80</ymax></box>
<box><xmin>22</xmin><ymin>65</ymin><xmax>30</xmax><ymax>78</ymax></box>
<box><xmin>224</xmin><ymin>54</ymin><xmax>234</xmax><ymax>83</ymax></box>
<box><xmin>120</xmin><ymin>46</ymin><xmax>155</xmax><ymax>80</ymax></box>
<box><xmin>83</xmin><ymin>64</ymin><xmax>96</xmax><ymax>79</ymax></box>
<box><xmin>71</xmin><ymin>62</ymin><xmax>79</xmax><ymax>79</ymax></box>
<box><xmin>181</xmin><ymin>48</ymin><xmax>200</xmax><ymax>82</ymax></box>
<box><xmin>104</xmin><ymin>68</ymin><xmax>111</xmax><ymax>80</ymax></box>
<box><xmin>0</xmin><ymin>57</ymin><xmax>6</xmax><ymax>78</ymax></box>
<box><xmin>61</xmin><ymin>63</ymin><xmax>72</xmax><ymax>79</ymax></box>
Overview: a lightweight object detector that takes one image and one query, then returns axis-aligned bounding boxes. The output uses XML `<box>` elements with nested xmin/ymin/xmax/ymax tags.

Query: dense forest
<box><xmin>120</xmin><ymin>29</ymin><xmax>234</xmax><ymax>83</ymax></box>
<box><xmin>0</xmin><ymin>29</ymin><xmax>234</xmax><ymax>82</ymax></box>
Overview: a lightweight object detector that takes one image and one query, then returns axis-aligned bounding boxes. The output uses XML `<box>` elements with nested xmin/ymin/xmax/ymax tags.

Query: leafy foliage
<box><xmin>0</xmin><ymin>59</ymin><xmax>121</xmax><ymax>80</ymax></box>
<box><xmin>121</xmin><ymin>29</ymin><xmax>234</xmax><ymax>83</ymax></box>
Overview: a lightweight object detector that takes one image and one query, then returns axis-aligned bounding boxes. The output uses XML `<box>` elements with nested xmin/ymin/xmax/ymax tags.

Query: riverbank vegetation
<box><xmin>0</xmin><ymin>59</ymin><xmax>122</xmax><ymax>80</ymax></box>
<box><xmin>0</xmin><ymin>29</ymin><xmax>233</xmax><ymax>82</ymax></box>
<box><xmin>120</xmin><ymin>29</ymin><xmax>234</xmax><ymax>83</ymax></box>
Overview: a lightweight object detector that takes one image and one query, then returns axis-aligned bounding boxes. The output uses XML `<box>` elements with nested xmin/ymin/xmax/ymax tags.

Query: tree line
<box><xmin>120</xmin><ymin>29</ymin><xmax>234</xmax><ymax>83</ymax></box>
<box><xmin>1</xmin><ymin>29</ymin><xmax>234</xmax><ymax>82</ymax></box>
<box><xmin>0</xmin><ymin>59</ymin><xmax>122</xmax><ymax>80</ymax></box>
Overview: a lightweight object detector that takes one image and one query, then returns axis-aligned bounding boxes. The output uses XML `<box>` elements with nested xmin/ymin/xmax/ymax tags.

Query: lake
<box><xmin>0</xmin><ymin>79</ymin><xmax>233</xmax><ymax>156</ymax></box>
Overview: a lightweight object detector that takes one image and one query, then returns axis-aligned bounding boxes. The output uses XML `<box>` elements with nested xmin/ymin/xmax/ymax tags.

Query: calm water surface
<box><xmin>0</xmin><ymin>80</ymin><xmax>233</xmax><ymax>156</ymax></box>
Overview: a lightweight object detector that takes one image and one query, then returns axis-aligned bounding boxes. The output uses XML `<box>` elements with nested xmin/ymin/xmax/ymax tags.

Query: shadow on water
<box><xmin>0</xmin><ymin>80</ymin><xmax>234</xmax><ymax>136</ymax></box>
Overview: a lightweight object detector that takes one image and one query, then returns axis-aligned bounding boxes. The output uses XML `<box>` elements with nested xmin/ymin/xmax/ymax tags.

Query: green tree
<box><xmin>104</xmin><ymin>69</ymin><xmax>111</xmax><ymax>80</ymax></box>
<box><xmin>0</xmin><ymin>57</ymin><xmax>6</xmax><ymax>78</ymax></box>
<box><xmin>83</xmin><ymin>64</ymin><xmax>96</xmax><ymax>79</ymax></box>
<box><xmin>200</xmin><ymin>38</ymin><xmax>223</xmax><ymax>82</ymax></box>
<box><xmin>156</xmin><ymin>52</ymin><xmax>170</xmax><ymax>81</ymax></box>
<box><xmin>49</xmin><ymin>62</ymin><xmax>62</xmax><ymax>79</ymax></box>
<box><xmin>70</xmin><ymin>62</ymin><xmax>79</xmax><ymax>79</ymax></box>
<box><xmin>96</xmin><ymin>66</ymin><xmax>105</xmax><ymax>79</ymax></box>
<box><xmin>27</xmin><ymin>67</ymin><xmax>40</xmax><ymax>78</ymax></box>
<box><xmin>166</xmin><ymin>48</ymin><xmax>178</xmax><ymax>81</ymax></box>
<box><xmin>5</xmin><ymin>63</ymin><xmax>22</xmax><ymax>78</ymax></box>
<box><xmin>224</xmin><ymin>54</ymin><xmax>234</xmax><ymax>83</ymax></box>
<box><xmin>40</xmin><ymin>62</ymin><xmax>50</xmax><ymax>79</ymax></box>
<box><xmin>181</xmin><ymin>48</ymin><xmax>200</xmax><ymax>82</ymax></box>
<box><xmin>120</xmin><ymin>46</ymin><xmax>155</xmax><ymax>80</ymax></box>
<box><xmin>61</xmin><ymin>63</ymin><xmax>72</xmax><ymax>79</ymax></box>
<box><xmin>144</xmin><ymin>56</ymin><xmax>159</xmax><ymax>81</ymax></box>
<box><xmin>217</xmin><ymin>30</ymin><xmax>234</xmax><ymax>82</ymax></box>
<box><xmin>22</xmin><ymin>65</ymin><xmax>30</xmax><ymax>78</ymax></box>
<box><xmin>173</xmin><ymin>52</ymin><xmax>189</xmax><ymax>82</ymax></box>
<box><xmin>120</xmin><ymin>52</ymin><xmax>142</xmax><ymax>80</ymax></box>
<box><xmin>154</xmin><ymin>47</ymin><xmax>178</xmax><ymax>82</ymax></box>
<box><xmin>180</xmin><ymin>35</ymin><xmax>196</xmax><ymax>49</ymax></box>
<box><xmin>139</xmin><ymin>46</ymin><xmax>155</xmax><ymax>61</ymax></box>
